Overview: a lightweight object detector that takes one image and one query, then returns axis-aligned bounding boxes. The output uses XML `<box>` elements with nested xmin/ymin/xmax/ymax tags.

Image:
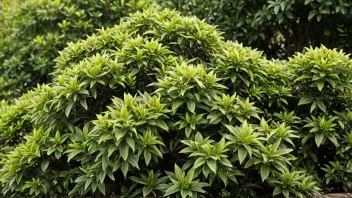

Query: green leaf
<box><xmin>308</xmin><ymin>10</ymin><xmax>317</xmax><ymax>20</ymax></box>
<box><xmin>304</xmin><ymin>0</ymin><xmax>312</xmax><ymax>4</ymax></box>
<box><xmin>316</xmin><ymin>81</ymin><xmax>324</xmax><ymax>91</ymax></box>
<box><xmin>121</xmin><ymin>161</ymin><xmax>129</xmax><ymax>178</ymax></box>
<box><xmin>274</xmin><ymin>6</ymin><xmax>280</xmax><ymax>14</ymax></box>
<box><xmin>273</xmin><ymin>187</ymin><xmax>281</xmax><ymax>196</ymax></box>
<box><xmin>114</xmin><ymin>129</ymin><xmax>127</xmax><ymax>142</ymax></box>
<box><xmin>238</xmin><ymin>147</ymin><xmax>248</xmax><ymax>164</ymax></box>
<box><xmin>286</xmin><ymin>11</ymin><xmax>293</xmax><ymax>19</ymax></box>
<box><xmin>144</xmin><ymin>150</ymin><xmax>152</xmax><ymax>166</ymax></box>
<box><xmin>98</xmin><ymin>183</ymin><xmax>106</xmax><ymax>195</ymax></box>
<box><xmin>310</xmin><ymin>102</ymin><xmax>317</xmax><ymax>113</ymax></box>
<box><xmin>164</xmin><ymin>185</ymin><xmax>180</xmax><ymax>197</ymax></box>
<box><xmin>317</xmin><ymin>101</ymin><xmax>326</xmax><ymax>112</ymax></box>
<box><xmin>177</xmin><ymin>36</ymin><xmax>183</xmax><ymax>45</ymax></box>
<box><xmin>207</xmin><ymin>159</ymin><xmax>217</xmax><ymax>173</ymax></box>
<box><xmin>99</xmin><ymin>172</ymin><xmax>106</xmax><ymax>183</ymax></box>
<box><xmin>187</xmin><ymin>101</ymin><xmax>196</xmax><ymax>113</ymax></box>
<box><xmin>324</xmin><ymin>29</ymin><xmax>331</xmax><ymax>36</ymax></box>
<box><xmin>220</xmin><ymin>157</ymin><xmax>233</xmax><ymax>167</ymax></box>
<box><xmin>85</xmin><ymin>178</ymin><xmax>92</xmax><ymax>190</ymax></box>
<box><xmin>98</xmin><ymin>134</ymin><xmax>113</xmax><ymax>144</ymax></box>
<box><xmin>174</xmin><ymin>164</ymin><xmax>183</xmax><ymax>179</ymax></box>
<box><xmin>75</xmin><ymin>175</ymin><xmax>87</xmax><ymax>183</ymax></box>
<box><xmin>181</xmin><ymin>189</ymin><xmax>191</xmax><ymax>198</ymax></box>
<box><xmin>126</xmin><ymin>137</ymin><xmax>135</xmax><ymax>152</ymax></box>
<box><xmin>143</xmin><ymin>186</ymin><xmax>153</xmax><ymax>197</ymax></box>
<box><xmin>155</xmin><ymin>120</ymin><xmax>169</xmax><ymax>131</ymax></box>
<box><xmin>80</xmin><ymin>99</ymin><xmax>88</xmax><ymax>110</ymax></box>
<box><xmin>41</xmin><ymin>160</ymin><xmax>49</xmax><ymax>172</ymax></box>
<box><xmin>67</xmin><ymin>149</ymin><xmax>83</xmax><ymax>162</ymax></box>
<box><xmin>260</xmin><ymin>164</ymin><xmax>270</xmax><ymax>181</ymax></box>
<box><xmin>326</xmin><ymin>134</ymin><xmax>339</xmax><ymax>147</ymax></box>
<box><xmin>315</xmin><ymin>133</ymin><xmax>324</xmax><ymax>147</ymax></box>
<box><xmin>65</xmin><ymin>102</ymin><xmax>74</xmax><ymax>117</ymax></box>
<box><xmin>244</xmin><ymin>157</ymin><xmax>256</xmax><ymax>168</ymax></box>
<box><xmin>128</xmin><ymin>155</ymin><xmax>140</xmax><ymax>169</ymax></box>
<box><xmin>108</xmin><ymin>145</ymin><xmax>116</xmax><ymax>157</ymax></box>
<box><xmin>108</xmin><ymin>171</ymin><xmax>115</xmax><ymax>181</ymax></box>
<box><xmin>218</xmin><ymin>170</ymin><xmax>228</xmax><ymax>186</ymax></box>
<box><xmin>298</xmin><ymin>95</ymin><xmax>312</xmax><ymax>106</ymax></box>
<box><xmin>120</xmin><ymin>143</ymin><xmax>129</xmax><ymax>161</ymax></box>
<box><xmin>172</xmin><ymin>100</ymin><xmax>184</xmax><ymax>114</ymax></box>
<box><xmin>91</xmin><ymin>88</ymin><xmax>97</xmax><ymax>99</ymax></box>
<box><xmin>317</xmin><ymin>14</ymin><xmax>322</xmax><ymax>22</ymax></box>
<box><xmin>319</xmin><ymin>9</ymin><xmax>329</xmax><ymax>14</ymax></box>
<box><xmin>282</xmin><ymin>189</ymin><xmax>289</xmax><ymax>198</ymax></box>
<box><xmin>194</xmin><ymin>157</ymin><xmax>206</xmax><ymax>169</ymax></box>
<box><xmin>102</xmin><ymin>157</ymin><xmax>108</xmax><ymax>171</ymax></box>
<box><xmin>186</xmin><ymin>168</ymin><xmax>195</xmax><ymax>181</ymax></box>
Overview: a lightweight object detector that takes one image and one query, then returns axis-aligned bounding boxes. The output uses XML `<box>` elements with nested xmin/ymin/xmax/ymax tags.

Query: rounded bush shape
<box><xmin>1</xmin><ymin>8</ymin><xmax>352</xmax><ymax>198</ymax></box>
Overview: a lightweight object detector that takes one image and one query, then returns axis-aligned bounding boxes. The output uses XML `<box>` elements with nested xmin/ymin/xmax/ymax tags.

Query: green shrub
<box><xmin>1</xmin><ymin>8</ymin><xmax>352</xmax><ymax>198</ymax></box>
<box><xmin>158</xmin><ymin>0</ymin><xmax>352</xmax><ymax>59</ymax></box>
<box><xmin>0</xmin><ymin>0</ymin><xmax>150</xmax><ymax>100</ymax></box>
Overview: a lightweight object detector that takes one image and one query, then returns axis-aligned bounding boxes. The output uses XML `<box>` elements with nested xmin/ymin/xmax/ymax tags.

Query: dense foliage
<box><xmin>159</xmin><ymin>0</ymin><xmax>352</xmax><ymax>59</ymax></box>
<box><xmin>1</xmin><ymin>9</ymin><xmax>351</xmax><ymax>197</ymax></box>
<box><xmin>0</xmin><ymin>0</ymin><xmax>150</xmax><ymax>100</ymax></box>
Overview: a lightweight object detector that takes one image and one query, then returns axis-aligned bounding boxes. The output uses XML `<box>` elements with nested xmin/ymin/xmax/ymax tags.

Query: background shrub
<box><xmin>0</xmin><ymin>0</ymin><xmax>150</xmax><ymax>100</ymax></box>
<box><xmin>158</xmin><ymin>0</ymin><xmax>352</xmax><ymax>59</ymax></box>
<box><xmin>1</xmin><ymin>8</ymin><xmax>352</xmax><ymax>198</ymax></box>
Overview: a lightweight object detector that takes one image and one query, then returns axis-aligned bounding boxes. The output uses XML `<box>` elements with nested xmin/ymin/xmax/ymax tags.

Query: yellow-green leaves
<box><xmin>181</xmin><ymin>133</ymin><xmax>233</xmax><ymax>179</ymax></box>
<box><xmin>164</xmin><ymin>164</ymin><xmax>208</xmax><ymax>198</ymax></box>
<box><xmin>290</xmin><ymin>46</ymin><xmax>352</xmax><ymax>109</ymax></box>
<box><xmin>303</xmin><ymin>116</ymin><xmax>339</xmax><ymax>148</ymax></box>
<box><xmin>176</xmin><ymin>112</ymin><xmax>206</xmax><ymax>137</ymax></box>
<box><xmin>298</xmin><ymin>95</ymin><xmax>312</xmax><ymax>106</ymax></box>
<box><xmin>268</xmin><ymin>171</ymin><xmax>320</xmax><ymax>198</ymax></box>
<box><xmin>260</xmin><ymin>164</ymin><xmax>270</xmax><ymax>182</ymax></box>
<box><xmin>129</xmin><ymin>170</ymin><xmax>168</xmax><ymax>197</ymax></box>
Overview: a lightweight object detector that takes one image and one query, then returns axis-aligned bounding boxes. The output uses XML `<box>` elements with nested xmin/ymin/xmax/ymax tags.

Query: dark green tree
<box><xmin>0</xmin><ymin>0</ymin><xmax>150</xmax><ymax>100</ymax></box>
<box><xmin>159</xmin><ymin>0</ymin><xmax>352</xmax><ymax>59</ymax></box>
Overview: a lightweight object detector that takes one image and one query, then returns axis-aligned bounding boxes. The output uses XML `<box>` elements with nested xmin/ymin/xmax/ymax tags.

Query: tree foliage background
<box><xmin>0</xmin><ymin>0</ymin><xmax>151</xmax><ymax>100</ymax></box>
<box><xmin>160</xmin><ymin>0</ymin><xmax>352</xmax><ymax>59</ymax></box>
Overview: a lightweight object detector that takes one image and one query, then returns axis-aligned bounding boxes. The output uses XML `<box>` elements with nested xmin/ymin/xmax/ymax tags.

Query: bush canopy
<box><xmin>0</xmin><ymin>8</ymin><xmax>352</xmax><ymax>198</ymax></box>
